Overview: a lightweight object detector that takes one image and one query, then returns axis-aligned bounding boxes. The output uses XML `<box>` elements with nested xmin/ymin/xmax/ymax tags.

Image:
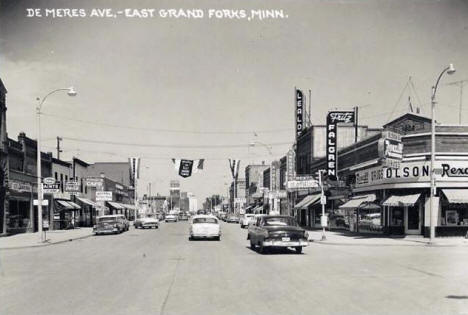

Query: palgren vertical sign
<box><xmin>326</xmin><ymin>111</ymin><xmax>355</xmax><ymax>180</ymax></box>
<box><xmin>295</xmin><ymin>89</ymin><xmax>304</xmax><ymax>139</ymax></box>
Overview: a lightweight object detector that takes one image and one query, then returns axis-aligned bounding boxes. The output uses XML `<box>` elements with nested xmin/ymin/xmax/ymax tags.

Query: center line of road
<box><xmin>159</xmin><ymin>257</ymin><xmax>182</xmax><ymax>315</ymax></box>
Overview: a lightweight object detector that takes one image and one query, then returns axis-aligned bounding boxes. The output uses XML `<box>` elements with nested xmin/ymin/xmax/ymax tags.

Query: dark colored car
<box><xmin>247</xmin><ymin>215</ymin><xmax>309</xmax><ymax>254</ymax></box>
<box><xmin>94</xmin><ymin>215</ymin><xmax>128</xmax><ymax>235</ymax></box>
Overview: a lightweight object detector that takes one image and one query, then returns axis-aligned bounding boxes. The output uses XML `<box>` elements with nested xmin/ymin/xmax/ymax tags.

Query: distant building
<box><xmin>245</xmin><ymin>163</ymin><xmax>269</xmax><ymax>206</ymax></box>
<box><xmin>0</xmin><ymin>78</ymin><xmax>7</xmax><ymax>234</ymax></box>
<box><xmin>169</xmin><ymin>180</ymin><xmax>180</xmax><ymax>210</ymax></box>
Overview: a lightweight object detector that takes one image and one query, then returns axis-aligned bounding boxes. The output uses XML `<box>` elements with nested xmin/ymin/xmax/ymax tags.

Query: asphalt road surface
<box><xmin>1</xmin><ymin>221</ymin><xmax>468</xmax><ymax>315</ymax></box>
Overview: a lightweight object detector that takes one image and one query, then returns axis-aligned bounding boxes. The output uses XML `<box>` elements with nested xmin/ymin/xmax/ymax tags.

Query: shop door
<box><xmin>405</xmin><ymin>205</ymin><xmax>421</xmax><ymax>235</ymax></box>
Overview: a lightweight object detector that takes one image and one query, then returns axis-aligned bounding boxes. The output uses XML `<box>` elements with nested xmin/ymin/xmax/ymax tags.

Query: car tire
<box><xmin>216</xmin><ymin>236</ymin><xmax>220</xmax><ymax>241</ymax></box>
<box><xmin>295</xmin><ymin>247</ymin><xmax>303</xmax><ymax>254</ymax></box>
<box><xmin>250</xmin><ymin>239</ymin><xmax>255</xmax><ymax>249</ymax></box>
<box><xmin>189</xmin><ymin>236</ymin><xmax>193</xmax><ymax>241</ymax></box>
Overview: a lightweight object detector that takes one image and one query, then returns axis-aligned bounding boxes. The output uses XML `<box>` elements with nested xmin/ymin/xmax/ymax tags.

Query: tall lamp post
<box><xmin>430</xmin><ymin>64</ymin><xmax>455</xmax><ymax>242</ymax></box>
<box><xmin>36</xmin><ymin>87</ymin><xmax>77</xmax><ymax>241</ymax></box>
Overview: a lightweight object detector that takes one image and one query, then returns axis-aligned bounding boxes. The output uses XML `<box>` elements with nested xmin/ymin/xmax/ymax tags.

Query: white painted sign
<box><xmin>96</xmin><ymin>191</ymin><xmax>113</xmax><ymax>201</ymax></box>
<box><xmin>33</xmin><ymin>199</ymin><xmax>49</xmax><ymax>206</ymax></box>
<box><xmin>86</xmin><ymin>177</ymin><xmax>103</xmax><ymax>187</ymax></box>
<box><xmin>287</xmin><ymin>179</ymin><xmax>319</xmax><ymax>190</ymax></box>
<box><xmin>355</xmin><ymin>160</ymin><xmax>468</xmax><ymax>188</ymax></box>
<box><xmin>42</xmin><ymin>183</ymin><xmax>60</xmax><ymax>194</ymax></box>
<box><xmin>43</xmin><ymin>177</ymin><xmax>56</xmax><ymax>185</ymax></box>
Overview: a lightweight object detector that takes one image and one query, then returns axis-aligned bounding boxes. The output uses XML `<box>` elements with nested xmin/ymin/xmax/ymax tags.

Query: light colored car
<box><xmin>189</xmin><ymin>215</ymin><xmax>221</xmax><ymax>241</ymax></box>
<box><xmin>140</xmin><ymin>217</ymin><xmax>159</xmax><ymax>229</ymax></box>
<box><xmin>226</xmin><ymin>215</ymin><xmax>239</xmax><ymax>223</ymax></box>
<box><xmin>165</xmin><ymin>214</ymin><xmax>178</xmax><ymax>222</ymax></box>
<box><xmin>240</xmin><ymin>214</ymin><xmax>255</xmax><ymax>228</ymax></box>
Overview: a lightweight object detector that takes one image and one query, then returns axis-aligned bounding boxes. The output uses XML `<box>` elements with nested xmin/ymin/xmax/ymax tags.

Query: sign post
<box><xmin>319</xmin><ymin>170</ymin><xmax>327</xmax><ymax>241</ymax></box>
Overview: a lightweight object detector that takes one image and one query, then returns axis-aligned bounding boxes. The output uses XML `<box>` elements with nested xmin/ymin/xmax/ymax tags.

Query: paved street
<box><xmin>1</xmin><ymin>221</ymin><xmax>468</xmax><ymax>315</ymax></box>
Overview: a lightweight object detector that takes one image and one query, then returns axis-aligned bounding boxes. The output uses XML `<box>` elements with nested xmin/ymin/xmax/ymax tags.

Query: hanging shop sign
<box><xmin>295</xmin><ymin>89</ymin><xmax>304</xmax><ymax>139</ymax></box>
<box><xmin>268</xmin><ymin>191</ymin><xmax>287</xmax><ymax>199</ymax></box>
<box><xmin>43</xmin><ymin>177</ymin><xmax>56</xmax><ymax>185</ymax></box>
<box><xmin>96</xmin><ymin>191</ymin><xmax>113</xmax><ymax>201</ymax></box>
<box><xmin>355</xmin><ymin>160</ymin><xmax>468</xmax><ymax>188</ymax></box>
<box><xmin>42</xmin><ymin>183</ymin><xmax>60</xmax><ymax>194</ymax></box>
<box><xmin>65</xmin><ymin>181</ymin><xmax>80</xmax><ymax>194</ymax></box>
<box><xmin>179</xmin><ymin>159</ymin><xmax>194</xmax><ymax>178</ymax></box>
<box><xmin>287</xmin><ymin>149</ymin><xmax>296</xmax><ymax>181</ymax></box>
<box><xmin>326</xmin><ymin>111</ymin><xmax>355</xmax><ymax>180</ymax></box>
<box><xmin>86</xmin><ymin>177</ymin><xmax>103</xmax><ymax>187</ymax></box>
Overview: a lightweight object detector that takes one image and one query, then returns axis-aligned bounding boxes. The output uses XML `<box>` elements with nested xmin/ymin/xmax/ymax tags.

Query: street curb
<box><xmin>311</xmin><ymin>240</ymin><xmax>468</xmax><ymax>247</ymax></box>
<box><xmin>0</xmin><ymin>234</ymin><xmax>95</xmax><ymax>251</ymax></box>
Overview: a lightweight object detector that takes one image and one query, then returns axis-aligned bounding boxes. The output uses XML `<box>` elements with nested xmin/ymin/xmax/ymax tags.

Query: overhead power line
<box><xmin>41</xmin><ymin>112</ymin><xmax>293</xmax><ymax>135</ymax></box>
<box><xmin>59</xmin><ymin>136</ymin><xmax>294</xmax><ymax>149</ymax></box>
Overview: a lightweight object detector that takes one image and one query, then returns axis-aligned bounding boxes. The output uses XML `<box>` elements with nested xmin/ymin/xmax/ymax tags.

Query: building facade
<box><xmin>245</xmin><ymin>163</ymin><xmax>269</xmax><ymax>207</ymax></box>
<box><xmin>0</xmin><ymin>79</ymin><xmax>7</xmax><ymax>234</ymax></box>
<box><xmin>296</xmin><ymin>113</ymin><xmax>468</xmax><ymax>237</ymax></box>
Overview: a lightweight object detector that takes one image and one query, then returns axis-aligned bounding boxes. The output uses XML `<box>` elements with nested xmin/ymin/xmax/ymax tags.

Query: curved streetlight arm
<box><xmin>37</xmin><ymin>88</ymin><xmax>75</xmax><ymax>112</ymax></box>
<box><xmin>432</xmin><ymin>67</ymin><xmax>449</xmax><ymax>99</ymax></box>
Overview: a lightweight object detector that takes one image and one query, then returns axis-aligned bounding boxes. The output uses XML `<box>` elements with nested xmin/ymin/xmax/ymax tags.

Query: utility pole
<box><xmin>447</xmin><ymin>79</ymin><xmax>468</xmax><ymax>124</ymax></box>
<box><xmin>56</xmin><ymin>136</ymin><xmax>62</xmax><ymax>159</ymax></box>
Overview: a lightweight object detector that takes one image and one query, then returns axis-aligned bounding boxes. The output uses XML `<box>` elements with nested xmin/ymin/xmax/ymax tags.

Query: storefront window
<box><xmin>358</xmin><ymin>208</ymin><xmax>383</xmax><ymax>233</ymax></box>
<box><xmin>391</xmin><ymin>207</ymin><xmax>404</xmax><ymax>226</ymax></box>
<box><xmin>7</xmin><ymin>199</ymin><xmax>30</xmax><ymax>230</ymax></box>
<box><xmin>441</xmin><ymin>204</ymin><xmax>468</xmax><ymax>226</ymax></box>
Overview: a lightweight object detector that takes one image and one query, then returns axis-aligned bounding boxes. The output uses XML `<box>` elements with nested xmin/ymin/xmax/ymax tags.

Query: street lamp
<box><xmin>36</xmin><ymin>87</ymin><xmax>77</xmax><ymax>242</ymax></box>
<box><xmin>430</xmin><ymin>64</ymin><xmax>455</xmax><ymax>242</ymax></box>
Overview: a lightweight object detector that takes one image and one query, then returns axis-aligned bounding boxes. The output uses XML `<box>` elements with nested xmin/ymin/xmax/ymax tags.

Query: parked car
<box><xmin>197</xmin><ymin>210</ymin><xmax>206</xmax><ymax>215</ymax></box>
<box><xmin>140</xmin><ymin>217</ymin><xmax>159</xmax><ymax>229</ymax></box>
<box><xmin>189</xmin><ymin>215</ymin><xmax>221</xmax><ymax>241</ymax></box>
<box><xmin>94</xmin><ymin>215</ymin><xmax>127</xmax><ymax>235</ymax></box>
<box><xmin>134</xmin><ymin>217</ymin><xmax>145</xmax><ymax>229</ymax></box>
<box><xmin>179</xmin><ymin>212</ymin><xmax>189</xmax><ymax>221</ymax></box>
<box><xmin>240</xmin><ymin>213</ymin><xmax>255</xmax><ymax>228</ymax></box>
<box><xmin>247</xmin><ymin>215</ymin><xmax>309</xmax><ymax>254</ymax></box>
<box><xmin>226</xmin><ymin>215</ymin><xmax>240</xmax><ymax>223</ymax></box>
<box><xmin>220</xmin><ymin>213</ymin><xmax>227</xmax><ymax>221</ymax></box>
<box><xmin>165</xmin><ymin>214</ymin><xmax>178</xmax><ymax>222</ymax></box>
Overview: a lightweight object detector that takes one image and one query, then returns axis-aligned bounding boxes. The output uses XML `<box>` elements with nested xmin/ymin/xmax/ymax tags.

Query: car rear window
<box><xmin>98</xmin><ymin>217</ymin><xmax>117</xmax><ymax>222</ymax></box>
<box><xmin>193</xmin><ymin>218</ymin><xmax>218</xmax><ymax>224</ymax></box>
<box><xmin>263</xmin><ymin>217</ymin><xmax>297</xmax><ymax>226</ymax></box>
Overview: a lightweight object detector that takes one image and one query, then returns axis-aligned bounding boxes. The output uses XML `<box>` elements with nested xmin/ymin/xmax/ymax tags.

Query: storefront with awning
<box><xmin>119</xmin><ymin>203</ymin><xmax>137</xmax><ymax>220</ymax></box>
<box><xmin>294</xmin><ymin>194</ymin><xmax>321</xmax><ymax>227</ymax></box>
<box><xmin>339</xmin><ymin>194</ymin><xmax>382</xmax><ymax>233</ymax></box>
<box><xmin>76</xmin><ymin>197</ymin><xmax>98</xmax><ymax>227</ymax></box>
<box><xmin>54</xmin><ymin>199</ymin><xmax>81</xmax><ymax>230</ymax></box>
<box><xmin>107</xmin><ymin>201</ymin><xmax>124</xmax><ymax>215</ymax></box>
<box><xmin>381</xmin><ymin>193</ymin><xmax>421</xmax><ymax>235</ymax></box>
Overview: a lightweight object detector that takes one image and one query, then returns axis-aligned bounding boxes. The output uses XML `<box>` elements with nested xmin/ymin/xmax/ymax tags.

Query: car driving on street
<box><xmin>138</xmin><ymin>217</ymin><xmax>159</xmax><ymax>229</ymax></box>
<box><xmin>189</xmin><ymin>215</ymin><xmax>221</xmax><ymax>241</ymax></box>
<box><xmin>165</xmin><ymin>214</ymin><xmax>178</xmax><ymax>222</ymax></box>
<box><xmin>94</xmin><ymin>215</ymin><xmax>128</xmax><ymax>235</ymax></box>
<box><xmin>240</xmin><ymin>213</ymin><xmax>255</xmax><ymax>228</ymax></box>
<box><xmin>247</xmin><ymin>215</ymin><xmax>309</xmax><ymax>254</ymax></box>
<box><xmin>226</xmin><ymin>215</ymin><xmax>239</xmax><ymax>223</ymax></box>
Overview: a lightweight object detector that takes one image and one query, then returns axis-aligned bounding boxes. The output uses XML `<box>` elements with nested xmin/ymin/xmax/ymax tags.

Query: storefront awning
<box><xmin>120</xmin><ymin>203</ymin><xmax>137</xmax><ymax>210</ymax></box>
<box><xmin>55</xmin><ymin>200</ymin><xmax>80</xmax><ymax>211</ymax></box>
<box><xmin>67</xmin><ymin>201</ymin><xmax>81</xmax><ymax>209</ymax></box>
<box><xmin>382</xmin><ymin>193</ymin><xmax>421</xmax><ymax>207</ymax></box>
<box><xmin>442</xmin><ymin>189</ymin><xmax>468</xmax><ymax>204</ymax></box>
<box><xmin>339</xmin><ymin>194</ymin><xmax>376</xmax><ymax>210</ymax></box>
<box><xmin>107</xmin><ymin>201</ymin><xmax>124</xmax><ymax>209</ymax></box>
<box><xmin>253</xmin><ymin>205</ymin><xmax>263</xmax><ymax>213</ymax></box>
<box><xmin>76</xmin><ymin>197</ymin><xmax>98</xmax><ymax>207</ymax></box>
<box><xmin>294</xmin><ymin>194</ymin><xmax>321</xmax><ymax>209</ymax></box>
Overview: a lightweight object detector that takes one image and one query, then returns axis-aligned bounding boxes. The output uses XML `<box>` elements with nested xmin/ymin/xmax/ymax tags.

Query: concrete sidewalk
<box><xmin>306</xmin><ymin>229</ymin><xmax>468</xmax><ymax>247</ymax></box>
<box><xmin>0</xmin><ymin>228</ymin><xmax>94</xmax><ymax>250</ymax></box>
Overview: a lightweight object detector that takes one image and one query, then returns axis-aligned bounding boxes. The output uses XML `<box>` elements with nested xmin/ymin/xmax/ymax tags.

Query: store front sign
<box><xmin>86</xmin><ymin>177</ymin><xmax>103</xmax><ymax>187</ymax></box>
<box><xmin>65</xmin><ymin>181</ymin><xmax>80</xmax><ymax>193</ymax></box>
<box><xmin>9</xmin><ymin>180</ymin><xmax>32</xmax><ymax>193</ymax></box>
<box><xmin>287</xmin><ymin>179</ymin><xmax>319</xmax><ymax>190</ymax></box>
<box><xmin>295</xmin><ymin>89</ymin><xmax>304</xmax><ymax>139</ymax></box>
<box><xmin>43</xmin><ymin>183</ymin><xmax>60</xmax><ymax>194</ymax></box>
<box><xmin>326</xmin><ymin>111</ymin><xmax>355</xmax><ymax>180</ymax></box>
<box><xmin>355</xmin><ymin>160</ymin><xmax>468</xmax><ymax>188</ymax></box>
<box><xmin>96</xmin><ymin>191</ymin><xmax>113</xmax><ymax>201</ymax></box>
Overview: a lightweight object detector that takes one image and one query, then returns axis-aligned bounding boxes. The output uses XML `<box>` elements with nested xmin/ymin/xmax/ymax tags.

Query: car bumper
<box><xmin>142</xmin><ymin>223</ymin><xmax>158</xmax><ymax>228</ymax></box>
<box><xmin>94</xmin><ymin>228</ymin><xmax>119</xmax><ymax>234</ymax></box>
<box><xmin>262</xmin><ymin>239</ymin><xmax>309</xmax><ymax>247</ymax></box>
<box><xmin>191</xmin><ymin>233</ymin><xmax>220</xmax><ymax>239</ymax></box>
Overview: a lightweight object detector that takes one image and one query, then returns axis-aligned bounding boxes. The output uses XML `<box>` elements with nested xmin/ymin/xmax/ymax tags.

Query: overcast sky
<box><xmin>1</xmin><ymin>0</ymin><xmax>468</xmax><ymax>202</ymax></box>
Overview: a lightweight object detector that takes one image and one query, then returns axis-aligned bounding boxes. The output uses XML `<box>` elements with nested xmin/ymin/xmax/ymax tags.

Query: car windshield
<box><xmin>98</xmin><ymin>217</ymin><xmax>117</xmax><ymax>222</ymax></box>
<box><xmin>263</xmin><ymin>217</ymin><xmax>297</xmax><ymax>226</ymax></box>
<box><xmin>193</xmin><ymin>218</ymin><xmax>218</xmax><ymax>224</ymax></box>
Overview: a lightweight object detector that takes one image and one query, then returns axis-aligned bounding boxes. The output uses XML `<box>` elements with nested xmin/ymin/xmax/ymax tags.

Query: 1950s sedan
<box><xmin>247</xmin><ymin>215</ymin><xmax>308</xmax><ymax>254</ymax></box>
<box><xmin>189</xmin><ymin>215</ymin><xmax>221</xmax><ymax>241</ymax></box>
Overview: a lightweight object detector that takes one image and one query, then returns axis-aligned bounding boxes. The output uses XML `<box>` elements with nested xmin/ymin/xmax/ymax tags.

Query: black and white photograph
<box><xmin>1</xmin><ymin>0</ymin><xmax>468</xmax><ymax>314</ymax></box>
